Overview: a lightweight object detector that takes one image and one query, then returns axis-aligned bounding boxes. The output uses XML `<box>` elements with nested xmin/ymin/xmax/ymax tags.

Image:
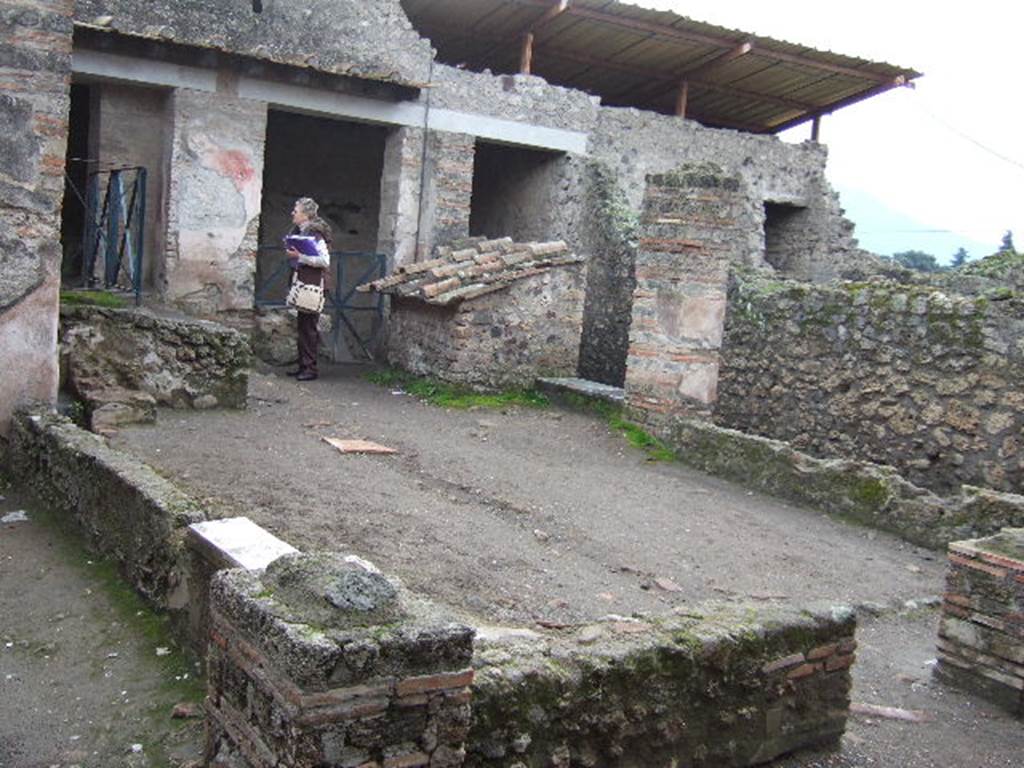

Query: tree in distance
<box><xmin>892</xmin><ymin>250</ymin><xmax>942</xmax><ymax>273</ymax></box>
<box><xmin>951</xmin><ymin>247</ymin><xmax>969</xmax><ymax>268</ymax></box>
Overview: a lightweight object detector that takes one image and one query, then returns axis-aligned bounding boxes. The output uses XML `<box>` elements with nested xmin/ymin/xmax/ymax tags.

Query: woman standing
<box><xmin>285</xmin><ymin>197</ymin><xmax>332</xmax><ymax>381</ymax></box>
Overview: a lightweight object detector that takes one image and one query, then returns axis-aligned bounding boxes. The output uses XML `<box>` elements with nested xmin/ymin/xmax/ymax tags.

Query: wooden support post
<box><xmin>520</xmin><ymin>31</ymin><xmax>535</xmax><ymax>74</ymax></box>
<box><xmin>811</xmin><ymin>115</ymin><xmax>821</xmax><ymax>142</ymax></box>
<box><xmin>675</xmin><ymin>81</ymin><xmax>689</xmax><ymax>118</ymax></box>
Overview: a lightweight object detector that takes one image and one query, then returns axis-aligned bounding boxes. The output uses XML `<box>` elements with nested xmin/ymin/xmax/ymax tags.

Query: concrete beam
<box><xmin>71</xmin><ymin>49</ymin><xmax>588</xmax><ymax>155</ymax></box>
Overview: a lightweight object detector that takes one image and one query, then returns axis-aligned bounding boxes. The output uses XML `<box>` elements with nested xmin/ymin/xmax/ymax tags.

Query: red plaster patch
<box><xmin>210</xmin><ymin>149</ymin><xmax>255</xmax><ymax>191</ymax></box>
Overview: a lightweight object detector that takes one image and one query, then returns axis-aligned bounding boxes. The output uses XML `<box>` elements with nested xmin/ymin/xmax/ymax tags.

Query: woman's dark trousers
<box><xmin>297</xmin><ymin>311</ymin><xmax>319</xmax><ymax>374</ymax></box>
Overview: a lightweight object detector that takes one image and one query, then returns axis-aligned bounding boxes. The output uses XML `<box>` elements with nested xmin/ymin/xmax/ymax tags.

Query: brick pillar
<box><xmin>164</xmin><ymin>88</ymin><xmax>266</xmax><ymax>315</ymax></box>
<box><xmin>206</xmin><ymin>552</ymin><xmax>475</xmax><ymax>767</ymax></box>
<box><xmin>624</xmin><ymin>164</ymin><xmax>745</xmax><ymax>427</ymax></box>
<box><xmin>419</xmin><ymin>131</ymin><xmax>475</xmax><ymax>258</ymax></box>
<box><xmin>0</xmin><ymin>0</ymin><xmax>73</xmax><ymax>435</ymax></box>
<box><xmin>935</xmin><ymin>527</ymin><xmax>1024</xmax><ymax>717</ymax></box>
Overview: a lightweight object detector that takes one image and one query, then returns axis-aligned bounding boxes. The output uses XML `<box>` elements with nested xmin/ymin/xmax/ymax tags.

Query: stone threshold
<box><xmin>536</xmin><ymin>376</ymin><xmax>625</xmax><ymax>405</ymax></box>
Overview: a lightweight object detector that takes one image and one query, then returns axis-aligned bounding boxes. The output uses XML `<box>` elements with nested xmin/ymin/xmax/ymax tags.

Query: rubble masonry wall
<box><xmin>716</xmin><ymin>276</ymin><xmax>1024</xmax><ymax>496</ymax></box>
<box><xmin>0</xmin><ymin>0</ymin><xmax>73</xmax><ymax>436</ymax></box>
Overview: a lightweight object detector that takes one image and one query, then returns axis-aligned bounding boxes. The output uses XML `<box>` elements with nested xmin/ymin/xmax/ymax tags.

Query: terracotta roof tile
<box><xmin>357</xmin><ymin>238</ymin><xmax>583</xmax><ymax>306</ymax></box>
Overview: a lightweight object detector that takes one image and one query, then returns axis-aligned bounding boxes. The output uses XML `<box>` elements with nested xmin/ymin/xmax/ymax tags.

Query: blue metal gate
<box><xmin>255</xmin><ymin>247</ymin><xmax>387</xmax><ymax>360</ymax></box>
<box><xmin>81</xmin><ymin>166</ymin><xmax>147</xmax><ymax>305</ymax></box>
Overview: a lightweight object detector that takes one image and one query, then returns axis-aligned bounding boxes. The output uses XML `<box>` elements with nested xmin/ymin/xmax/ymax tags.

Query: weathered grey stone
<box><xmin>264</xmin><ymin>552</ymin><xmax>404</xmax><ymax>630</ymax></box>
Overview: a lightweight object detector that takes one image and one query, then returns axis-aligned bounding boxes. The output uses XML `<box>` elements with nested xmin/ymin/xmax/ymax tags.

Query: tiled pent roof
<box><xmin>357</xmin><ymin>237</ymin><xmax>583</xmax><ymax>306</ymax></box>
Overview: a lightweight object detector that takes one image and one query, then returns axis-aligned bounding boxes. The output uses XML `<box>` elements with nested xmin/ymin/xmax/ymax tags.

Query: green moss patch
<box><xmin>365</xmin><ymin>368</ymin><xmax>549</xmax><ymax>410</ymax></box>
<box><xmin>60</xmin><ymin>290</ymin><xmax>131</xmax><ymax>309</ymax></box>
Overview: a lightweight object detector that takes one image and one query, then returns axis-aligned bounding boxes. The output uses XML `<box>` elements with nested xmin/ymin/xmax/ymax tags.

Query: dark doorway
<box><xmin>60</xmin><ymin>83</ymin><xmax>93</xmax><ymax>283</ymax></box>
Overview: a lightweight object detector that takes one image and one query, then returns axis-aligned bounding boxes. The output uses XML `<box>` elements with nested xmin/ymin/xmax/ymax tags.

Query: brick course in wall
<box><xmin>934</xmin><ymin>528</ymin><xmax>1024</xmax><ymax>717</ymax></box>
<box><xmin>716</xmin><ymin>275</ymin><xmax>1024</xmax><ymax>495</ymax></box>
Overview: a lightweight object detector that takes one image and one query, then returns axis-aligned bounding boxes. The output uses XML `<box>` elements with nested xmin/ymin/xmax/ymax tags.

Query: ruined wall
<box><xmin>60</xmin><ymin>304</ymin><xmax>250</xmax><ymax>427</ymax></box>
<box><xmin>419</xmin><ymin>130</ymin><xmax>476</xmax><ymax>257</ymax></box>
<box><xmin>387</xmin><ymin>266</ymin><xmax>586</xmax><ymax>390</ymax></box>
<box><xmin>469</xmin><ymin>602</ymin><xmax>856</xmax><ymax>767</ymax></box>
<box><xmin>588</xmin><ymin>108</ymin><xmax>858</xmax><ymax>282</ymax></box>
<box><xmin>0</xmin><ymin>0</ymin><xmax>73</xmax><ymax>436</ymax></box>
<box><xmin>624</xmin><ymin>165</ymin><xmax>743</xmax><ymax>425</ymax></box>
<box><xmin>6</xmin><ymin>409</ymin><xmax>207</xmax><ymax>607</ymax></box>
<box><xmin>935</xmin><ymin>528</ymin><xmax>1024</xmax><ymax>716</ymax></box>
<box><xmin>164</xmin><ymin>88</ymin><xmax>266</xmax><ymax>315</ymax></box>
<box><xmin>716</xmin><ymin>276</ymin><xmax>1024</xmax><ymax>495</ymax></box>
<box><xmin>75</xmin><ymin>0</ymin><xmax>432</xmax><ymax>85</ymax></box>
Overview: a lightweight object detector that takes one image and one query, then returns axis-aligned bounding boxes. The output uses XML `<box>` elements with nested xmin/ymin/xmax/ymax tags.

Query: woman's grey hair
<box><xmin>294</xmin><ymin>197</ymin><xmax>319</xmax><ymax>217</ymax></box>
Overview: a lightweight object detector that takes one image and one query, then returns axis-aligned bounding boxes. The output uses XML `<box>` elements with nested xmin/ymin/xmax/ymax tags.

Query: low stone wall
<box><xmin>716</xmin><ymin>274</ymin><xmax>1024</xmax><ymax>496</ymax></box>
<box><xmin>5</xmin><ymin>409</ymin><xmax>207</xmax><ymax>608</ymax></box>
<box><xmin>468</xmin><ymin>602</ymin><xmax>856</xmax><ymax>767</ymax></box>
<box><xmin>206</xmin><ymin>553</ymin><xmax>476</xmax><ymax>768</ymax></box>
<box><xmin>61</xmin><ymin>304</ymin><xmax>250</xmax><ymax>429</ymax></box>
<box><xmin>387</xmin><ymin>265</ymin><xmax>585</xmax><ymax>391</ymax></box>
<box><xmin>662</xmin><ymin>418</ymin><xmax>1024</xmax><ymax>550</ymax></box>
<box><xmin>935</xmin><ymin>528</ymin><xmax>1024</xmax><ymax>717</ymax></box>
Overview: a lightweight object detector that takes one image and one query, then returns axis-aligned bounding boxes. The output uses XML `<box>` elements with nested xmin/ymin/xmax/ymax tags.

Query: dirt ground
<box><xmin>0</xmin><ymin>488</ymin><xmax>204</xmax><ymax>768</ymax></box>
<box><xmin>5</xmin><ymin>362</ymin><xmax>1019</xmax><ymax>766</ymax></box>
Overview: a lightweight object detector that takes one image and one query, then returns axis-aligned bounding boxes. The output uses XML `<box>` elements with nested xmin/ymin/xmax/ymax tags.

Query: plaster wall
<box><xmin>0</xmin><ymin>0</ymin><xmax>73</xmax><ymax>436</ymax></box>
<box><xmin>163</xmin><ymin>87</ymin><xmax>266</xmax><ymax>315</ymax></box>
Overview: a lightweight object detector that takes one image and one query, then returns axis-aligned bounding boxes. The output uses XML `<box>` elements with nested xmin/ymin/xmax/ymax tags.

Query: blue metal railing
<box><xmin>255</xmin><ymin>247</ymin><xmax>387</xmax><ymax>360</ymax></box>
<box><xmin>82</xmin><ymin>166</ymin><xmax>147</xmax><ymax>305</ymax></box>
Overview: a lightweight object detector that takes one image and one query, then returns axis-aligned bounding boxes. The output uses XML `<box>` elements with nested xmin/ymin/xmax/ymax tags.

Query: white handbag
<box><xmin>286</xmin><ymin>273</ymin><xmax>325</xmax><ymax>314</ymax></box>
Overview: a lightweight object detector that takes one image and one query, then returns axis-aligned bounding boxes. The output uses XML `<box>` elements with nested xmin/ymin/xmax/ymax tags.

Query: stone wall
<box><xmin>588</xmin><ymin>108</ymin><xmax>859</xmax><ymax>282</ymax></box>
<box><xmin>716</xmin><ymin>275</ymin><xmax>1024</xmax><ymax>496</ymax></box>
<box><xmin>663</xmin><ymin>417</ymin><xmax>1024</xmax><ymax>550</ymax></box>
<box><xmin>377</xmin><ymin>126</ymin><xmax>425</xmax><ymax>269</ymax></box>
<box><xmin>935</xmin><ymin>528</ymin><xmax>1024</xmax><ymax>717</ymax></box>
<box><xmin>60</xmin><ymin>304</ymin><xmax>250</xmax><ymax>429</ymax></box>
<box><xmin>0</xmin><ymin>0</ymin><xmax>73</xmax><ymax>436</ymax></box>
<box><xmin>420</xmin><ymin>131</ymin><xmax>476</xmax><ymax>258</ymax></box>
<box><xmin>386</xmin><ymin>265</ymin><xmax>586</xmax><ymax>391</ymax></box>
<box><xmin>164</xmin><ymin>88</ymin><xmax>266</xmax><ymax>315</ymax></box>
<box><xmin>75</xmin><ymin>0</ymin><xmax>433</xmax><ymax>86</ymax></box>
<box><xmin>623</xmin><ymin>165</ymin><xmax>742</xmax><ymax>425</ymax></box>
<box><xmin>5</xmin><ymin>409</ymin><xmax>207</xmax><ymax>608</ymax></box>
<box><xmin>468</xmin><ymin>602</ymin><xmax>856</xmax><ymax>767</ymax></box>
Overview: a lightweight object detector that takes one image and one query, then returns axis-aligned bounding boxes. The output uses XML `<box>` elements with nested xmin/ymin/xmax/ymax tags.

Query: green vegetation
<box><xmin>60</xmin><ymin>289</ymin><xmax>130</xmax><ymax>309</ymax></box>
<box><xmin>364</xmin><ymin>368</ymin><xmax>549</xmax><ymax>410</ymax></box>
<box><xmin>559</xmin><ymin>392</ymin><xmax>676</xmax><ymax>462</ymax></box>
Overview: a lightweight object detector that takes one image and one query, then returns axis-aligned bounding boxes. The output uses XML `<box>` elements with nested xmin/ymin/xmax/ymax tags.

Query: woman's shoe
<box><xmin>296</xmin><ymin>371</ymin><xmax>318</xmax><ymax>381</ymax></box>
<box><xmin>286</xmin><ymin>369</ymin><xmax>302</xmax><ymax>377</ymax></box>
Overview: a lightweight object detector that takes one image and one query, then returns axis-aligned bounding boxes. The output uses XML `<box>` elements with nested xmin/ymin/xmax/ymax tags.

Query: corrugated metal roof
<box><xmin>401</xmin><ymin>0</ymin><xmax>921</xmax><ymax>133</ymax></box>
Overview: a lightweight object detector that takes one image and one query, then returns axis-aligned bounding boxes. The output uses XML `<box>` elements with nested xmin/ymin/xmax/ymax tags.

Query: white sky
<box><xmin>641</xmin><ymin>1</ymin><xmax>1024</xmax><ymax>256</ymax></box>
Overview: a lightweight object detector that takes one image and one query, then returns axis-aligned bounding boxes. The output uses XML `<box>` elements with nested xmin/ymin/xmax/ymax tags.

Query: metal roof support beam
<box><xmin>519</xmin><ymin>0</ymin><xmax>569</xmax><ymax>74</ymax></box>
<box><xmin>512</xmin><ymin>0</ymin><xmax>892</xmax><ymax>83</ymax></box>
<box><xmin>811</xmin><ymin>115</ymin><xmax>821</xmax><ymax>142</ymax></box>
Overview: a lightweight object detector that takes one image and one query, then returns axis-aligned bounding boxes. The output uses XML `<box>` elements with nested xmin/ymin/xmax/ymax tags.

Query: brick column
<box><xmin>624</xmin><ymin>164</ymin><xmax>745</xmax><ymax>426</ymax></box>
<box><xmin>206</xmin><ymin>552</ymin><xmax>475</xmax><ymax>767</ymax></box>
<box><xmin>419</xmin><ymin>131</ymin><xmax>475</xmax><ymax>259</ymax></box>
<box><xmin>0</xmin><ymin>0</ymin><xmax>73</xmax><ymax>435</ymax></box>
<box><xmin>935</xmin><ymin>527</ymin><xmax>1024</xmax><ymax>717</ymax></box>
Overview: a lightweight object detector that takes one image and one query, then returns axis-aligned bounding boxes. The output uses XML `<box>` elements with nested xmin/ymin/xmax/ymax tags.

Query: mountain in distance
<box><xmin>835</xmin><ymin>186</ymin><xmax>996</xmax><ymax>265</ymax></box>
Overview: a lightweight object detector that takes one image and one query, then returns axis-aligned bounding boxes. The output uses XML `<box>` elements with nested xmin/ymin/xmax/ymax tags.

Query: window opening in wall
<box><xmin>763</xmin><ymin>201</ymin><xmax>809</xmax><ymax>274</ymax></box>
<box><xmin>470</xmin><ymin>141</ymin><xmax>566</xmax><ymax>242</ymax></box>
<box><xmin>258</xmin><ymin>110</ymin><xmax>389</xmax><ymax>359</ymax></box>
